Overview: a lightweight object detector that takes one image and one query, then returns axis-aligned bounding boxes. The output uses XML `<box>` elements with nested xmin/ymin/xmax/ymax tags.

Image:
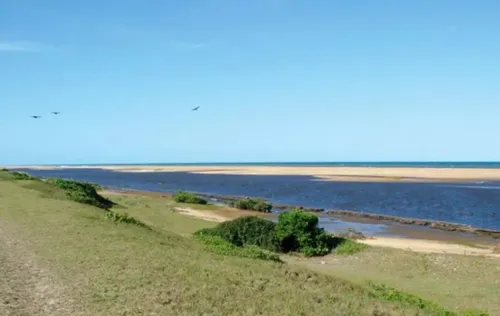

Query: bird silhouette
<box><xmin>30</xmin><ymin>116</ymin><xmax>41</xmax><ymax>119</ymax></box>
<box><xmin>51</xmin><ymin>111</ymin><xmax>60</xmax><ymax>115</ymax></box>
<box><xmin>192</xmin><ymin>106</ymin><xmax>200</xmax><ymax>111</ymax></box>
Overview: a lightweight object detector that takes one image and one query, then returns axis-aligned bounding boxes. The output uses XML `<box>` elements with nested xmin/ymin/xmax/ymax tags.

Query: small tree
<box><xmin>275</xmin><ymin>209</ymin><xmax>333</xmax><ymax>256</ymax></box>
<box><xmin>173</xmin><ymin>191</ymin><xmax>207</xmax><ymax>205</ymax></box>
<box><xmin>233</xmin><ymin>198</ymin><xmax>272</xmax><ymax>213</ymax></box>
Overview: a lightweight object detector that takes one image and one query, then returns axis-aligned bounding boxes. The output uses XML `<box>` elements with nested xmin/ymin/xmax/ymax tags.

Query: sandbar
<box><xmin>12</xmin><ymin>165</ymin><xmax>500</xmax><ymax>182</ymax></box>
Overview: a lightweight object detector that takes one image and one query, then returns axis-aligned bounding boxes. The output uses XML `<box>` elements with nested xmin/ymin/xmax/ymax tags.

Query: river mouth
<box><xmin>10</xmin><ymin>167</ymin><xmax>500</xmax><ymax>244</ymax></box>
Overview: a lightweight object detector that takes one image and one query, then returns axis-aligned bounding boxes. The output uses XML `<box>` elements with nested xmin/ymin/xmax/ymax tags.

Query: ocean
<box><xmin>49</xmin><ymin>161</ymin><xmax>500</xmax><ymax>168</ymax></box>
<box><xmin>14</xmin><ymin>163</ymin><xmax>500</xmax><ymax>231</ymax></box>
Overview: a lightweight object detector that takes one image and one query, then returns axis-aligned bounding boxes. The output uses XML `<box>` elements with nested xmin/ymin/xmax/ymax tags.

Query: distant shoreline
<box><xmin>4</xmin><ymin>161</ymin><xmax>500</xmax><ymax>168</ymax></box>
<box><xmin>9</xmin><ymin>164</ymin><xmax>500</xmax><ymax>182</ymax></box>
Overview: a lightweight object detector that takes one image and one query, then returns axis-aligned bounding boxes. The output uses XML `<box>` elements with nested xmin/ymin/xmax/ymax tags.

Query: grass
<box><xmin>334</xmin><ymin>238</ymin><xmax>369</xmax><ymax>255</ymax></box>
<box><xmin>288</xmin><ymin>246</ymin><xmax>498</xmax><ymax>315</ymax></box>
<box><xmin>0</xmin><ymin>171</ymin><xmax>496</xmax><ymax>315</ymax></box>
<box><xmin>195</xmin><ymin>233</ymin><xmax>282</xmax><ymax>263</ymax></box>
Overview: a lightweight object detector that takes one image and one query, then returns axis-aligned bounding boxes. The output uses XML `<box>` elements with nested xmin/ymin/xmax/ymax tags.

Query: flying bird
<box><xmin>51</xmin><ymin>111</ymin><xmax>60</xmax><ymax>115</ymax></box>
<box><xmin>30</xmin><ymin>116</ymin><xmax>42</xmax><ymax>119</ymax></box>
<box><xmin>192</xmin><ymin>106</ymin><xmax>200</xmax><ymax>111</ymax></box>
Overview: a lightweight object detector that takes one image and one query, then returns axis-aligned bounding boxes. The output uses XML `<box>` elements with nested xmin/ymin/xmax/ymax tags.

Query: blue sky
<box><xmin>1</xmin><ymin>0</ymin><xmax>499</xmax><ymax>164</ymax></box>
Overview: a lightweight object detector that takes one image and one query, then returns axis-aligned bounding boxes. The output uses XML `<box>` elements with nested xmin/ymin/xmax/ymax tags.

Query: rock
<box><xmin>493</xmin><ymin>244</ymin><xmax>500</xmax><ymax>254</ymax></box>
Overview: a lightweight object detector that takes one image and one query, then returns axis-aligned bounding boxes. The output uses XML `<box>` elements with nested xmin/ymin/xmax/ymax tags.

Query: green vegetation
<box><xmin>195</xmin><ymin>209</ymin><xmax>366</xmax><ymax>257</ymax></box>
<box><xmin>0</xmin><ymin>175</ymin><xmax>437</xmax><ymax>315</ymax></box>
<box><xmin>196</xmin><ymin>216</ymin><xmax>280</xmax><ymax>251</ymax></box>
<box><xmin>289</xmin><ymin>245</ymin><xmax>499</xmax><ymax>315</ymax></box>
<box><xmin>4</xmin><ymin>170</ymin><xmax>38</xmax><ymax>180</ymax></box>
<box><xmin>46</xmin><ymin>178</ymin><xmax>114</xmax><ymax>209</ymax></box>
<box><xmin>231</xmin><ymin>197</ymin><xmax>273</xmax><ymax>212</ymax></box>
<box><xmin>0</xmin><ymin>172</ymin><xmax>497</xmax><ymax>315</ymax></box>
<box><xmin>334</xmin><ymin>238</ymin><xmax>369</xmax><ymax>255</ymax></box>
<box><xmin>195</xmin><ymin>233</ymin><xmax>282</xmax><ymax>262</ymax></box>
<box><xmin>276</xmin><ymin>209</ymin><xmax>337</xmax><ymax>256</ymax></box>
<box><xmin>173</xmin><ymin>190</ymin><xmax>208</xmax><ymax>205</ymax></box>
<box><xmin>367</xmin><ymin>282</ymin><xmax>489</xmax><ymax>316</ymax></box>
<box><xmin>104</xmin><ymin>211</ymin><xmax>150</xmax><ymax>229</ymax></box>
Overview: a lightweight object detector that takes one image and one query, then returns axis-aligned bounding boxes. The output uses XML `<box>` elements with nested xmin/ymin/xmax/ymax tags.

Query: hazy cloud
<box><xmin>169</xmin><ymin>40</ymin><xmax>207</xmax><ymax>50</ymax></box>
<box><xmin>0</xmin><ymin>41</ymin><xmax>46</xmax><ymax>53</ymax></box>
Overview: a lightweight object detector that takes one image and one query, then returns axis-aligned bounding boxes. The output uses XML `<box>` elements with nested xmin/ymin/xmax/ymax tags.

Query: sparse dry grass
<box><xmin>287</xmin><ymin>246</ymin><xmax>500</xmax><ymax>315</ymax></box>
<box><xmin>0</xmin><ymin>178</ymin><xmax>439</xmax><ymax>316</ymax></box>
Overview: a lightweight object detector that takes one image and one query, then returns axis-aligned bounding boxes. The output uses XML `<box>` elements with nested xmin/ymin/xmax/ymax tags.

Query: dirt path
<box><xmin>0</xmin><ymin>221</ymin><xmax>77</xmax><ymax>316</ymax></box>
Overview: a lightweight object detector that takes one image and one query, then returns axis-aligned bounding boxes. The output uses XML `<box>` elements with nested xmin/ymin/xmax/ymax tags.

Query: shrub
<box><xmin>232</xmin><ymin>198</ymin><xmax>272</xmax><ymax>213</ymax></box>
<box><xmin>0</xmin><ymin>168</ymin><xmax>9</xmax><ymax>172</ymax></box>
<box><xmin>8</xmin><ymin>171</ymin><xmax>37</xmax><ymax>180</ymax></box>
<box><xmin>195</xmin><ymin>216</ymin><xmax>279</xmax><ymax>252</ymax></box>
<box><xmin>105</xmin><ymin>211</ymin><xmax>150</xmax><ymax>229</ymax></box>
<box><xmin>48</xmin><ymin>178</ymin><xmax>114</xmax><ymax>209</ymax></box>
<box><xmin>173</xmin><ymin>191</ymin><xmax>207</xmax><ymax>205</ymax></box>
<box><xmin>195</xmin><ymin>234</ymin><xmax>281</xmax><ymax>262</ymax></box>
<box><xmin>275</xmin><ymin>209</ymin><xmax>335</xmax><ymax>257</ymax></box>
<box><xmin>194</xmin><ymin>211</ymin><xmax>366</xmax><ymax>258</ymax></box>
<box><xmin>82</xmin><ymin>181</ymin><xmax>103</xmax><ymax>191</ymax></box>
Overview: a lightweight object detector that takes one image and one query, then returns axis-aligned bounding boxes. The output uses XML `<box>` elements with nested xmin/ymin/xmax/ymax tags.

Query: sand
<box><xmin>13</xmin><ymin>165</ymin><xmax>500</xmax><ymax>182</ymax></box>
<box><xmin>174</xmin><ymin>207</ymin><xmax>228</xmax><ymax>223</ymax></box>
<box><xmin>358</xmin><ymin>237</ymin><xmax>500</xmax><ymax>257</ymax></box>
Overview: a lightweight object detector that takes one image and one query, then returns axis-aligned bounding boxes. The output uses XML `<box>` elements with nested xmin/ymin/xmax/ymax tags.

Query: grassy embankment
<box><xmin>0</xmin><ymin>170</ymin><xmax>496</xmax><ymax>315</ymax></box>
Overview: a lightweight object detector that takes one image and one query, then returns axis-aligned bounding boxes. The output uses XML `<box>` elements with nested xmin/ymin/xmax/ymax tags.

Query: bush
<box><xmin>232</xmin><ymin>198</ymin><xmax>272</xmax><ymax>213</ymax></box>
<box><xmin>173</xmin><ymin>191</ymin><xmax>207</xmax><ymax>205</ymax></box>
<box><xmin>48</xmin><ymin>178</ymin><xmax>114</xmax><ymax>209</ymax></box>
<box><xmin>195</xmin><ymin>234</ymin><xmax>281</xmax><ymax>262</ymax></box>
<box><xmin>193</xmin><ymin>211</ymin><xmax>366</xmax><ymax>258</ymax></box>
<box><xmin>8</xmin><ymin>171</ymin><xmax>37</xmax><ymax>180</ymax></box>
<box><xmin>105</xmin><ymin>211</ymin><xmax>150</xmax><ymax>229</ymax></box>
<box><xmin>195</xmin><ymin>216</ymin><xmax>279</xmax><ymax>252</ymax></box>
<box><xmin>0</xmin><ymin>168</ymin><xmax>9</xmax><ymax>172</ymax></box>
<box><xmin>275</xmin><ymin>209</ymin><xmax>335</xmax><ymax>257</ymax></box>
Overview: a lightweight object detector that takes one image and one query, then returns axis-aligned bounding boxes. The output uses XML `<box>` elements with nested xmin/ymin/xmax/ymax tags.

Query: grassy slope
<box><xmin>0</xmin><ymin>179</ymin><xmax>434</xmax><ymax>316</ymax></box>
<box><xmin>107</xmin><ymin>192</ymin><xmax>500</xmax><ymax>315</ymax></box>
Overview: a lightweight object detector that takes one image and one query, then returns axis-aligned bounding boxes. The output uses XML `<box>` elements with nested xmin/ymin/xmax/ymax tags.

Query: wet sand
<box><xmin>14</xmin><ymin>165</ymin><xmax>500</xmax><ymax>182</ymax></box>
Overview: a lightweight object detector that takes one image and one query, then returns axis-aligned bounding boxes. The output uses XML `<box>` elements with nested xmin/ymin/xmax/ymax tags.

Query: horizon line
<box><xmin>3</xmin><ymin>160</ymin><xmax>500</xmax><ymax>167</ymax></box>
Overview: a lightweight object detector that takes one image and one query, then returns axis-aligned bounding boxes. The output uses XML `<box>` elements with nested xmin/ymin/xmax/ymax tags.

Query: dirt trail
<box><xmin>0</xmin><ymin>221</ymin><xmax>77</xmax><ymax>316</ymax></box>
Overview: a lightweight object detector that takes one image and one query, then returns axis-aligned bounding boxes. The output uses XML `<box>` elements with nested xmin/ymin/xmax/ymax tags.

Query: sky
<box><xmin>1</xmin><ymin>0</ymin><xmax>499</xmax><ymax>164</ymax></box>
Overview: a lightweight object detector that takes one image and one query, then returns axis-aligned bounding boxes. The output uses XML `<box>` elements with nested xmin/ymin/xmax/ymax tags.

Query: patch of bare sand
<box><xmin>358</xmin><ymin>237</ymin><xmax>500</xmax><ymax>258</ymax></box>
<box><xmin>173</xmin><ymin>207</ymin><xmax>228</xmax><ymax>223</ymax></box>
<box><xmin>17</xmin><ymin>165</ymin><xmax>500</xmax><ymax>182</ymax></box>
<box><xmin>0</xmin><ymin>221</ymin><xmax>78</xmax><ymax>316</ymax></box>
